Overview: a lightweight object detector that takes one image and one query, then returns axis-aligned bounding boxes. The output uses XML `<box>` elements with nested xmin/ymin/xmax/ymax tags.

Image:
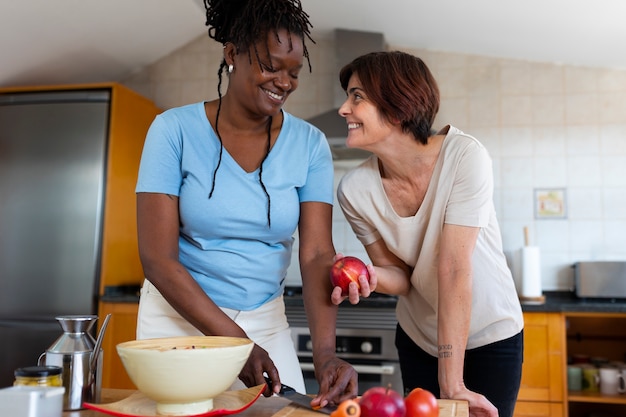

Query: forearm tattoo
<box><xmin>438</xmin><ymin>344</ymin><xmax>452</xmax><ymax>358</ymax></box>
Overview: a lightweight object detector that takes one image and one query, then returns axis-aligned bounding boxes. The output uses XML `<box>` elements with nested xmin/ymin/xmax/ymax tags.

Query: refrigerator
<box><xmin>0</xmin><ymin>89</ymin><xmax>111</xmax><ymax>387</ymax></box>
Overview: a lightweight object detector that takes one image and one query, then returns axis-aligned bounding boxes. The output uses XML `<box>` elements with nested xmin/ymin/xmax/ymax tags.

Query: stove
<box><xmin>283</xmin><ymin>286</ymin><xmax>403</xmax><ymax>394</ymax></box>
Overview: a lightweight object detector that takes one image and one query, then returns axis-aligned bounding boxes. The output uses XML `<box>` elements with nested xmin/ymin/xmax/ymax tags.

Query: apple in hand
<box><xmin>330</xmin><ymin>256</ymin><xmax>369</xmax><ymax>296</ymax></box>
<box><xmin>359</xmin><ymin>385</ymin><xmax>406</xmax><ymax>417</ymax></box>
<box><xmin>404</xmin><ymin>387</ymin><xmax>438</xmax><ymax>417</ymax></box>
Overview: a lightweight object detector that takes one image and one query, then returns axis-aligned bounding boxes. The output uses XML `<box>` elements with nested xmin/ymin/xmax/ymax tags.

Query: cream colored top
<box><xmin>337</xmin><ymin>126</ymin><xmax>523</xmax><ymax>356</ymax></box>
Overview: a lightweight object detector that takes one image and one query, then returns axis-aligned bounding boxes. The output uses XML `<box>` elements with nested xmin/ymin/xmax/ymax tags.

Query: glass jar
<box><xmin>14</xmin><ymin>365</ymin><xmax>63</xmax><ymax>387</ymax></box>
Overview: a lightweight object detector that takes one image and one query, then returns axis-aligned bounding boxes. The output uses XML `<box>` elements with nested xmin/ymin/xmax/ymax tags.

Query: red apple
<box><xmin>359</xmin><ymin>385</ymin><xmax>406</xmax><ymax>417</ymax></box>
<box><xmin>330</xmin><ymin>256</ymin><xmax>369</xmax><ymax>296</ymax></box>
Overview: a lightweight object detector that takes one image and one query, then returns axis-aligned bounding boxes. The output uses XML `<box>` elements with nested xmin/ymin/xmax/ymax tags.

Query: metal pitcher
<box><xmin>38</xmin><ymin>314</ymin><xmax>110</xmax><ymax>410</ymax></box>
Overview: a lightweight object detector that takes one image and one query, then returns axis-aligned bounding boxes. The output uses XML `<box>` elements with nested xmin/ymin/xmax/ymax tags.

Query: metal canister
<box><xmin>38</xmin><ymin>315</ymin><xmax>102</xmax><ymax>410</ymax></box>
<box><xmin>14</xmin><ymin>365</ymin><xmax>63</xmax><ymax>387</ymax></box>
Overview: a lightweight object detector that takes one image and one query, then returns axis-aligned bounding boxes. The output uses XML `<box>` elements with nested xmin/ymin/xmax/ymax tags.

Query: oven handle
<box><xmin>299</xmin><ymin>362</ymin><xmax>396</xmax><ymax>375</ymax></box>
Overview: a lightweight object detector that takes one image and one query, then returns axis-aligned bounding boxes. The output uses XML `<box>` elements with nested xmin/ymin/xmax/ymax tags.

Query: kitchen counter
<box><xmin>521</xmin><ymin>291</ymin><xmax>626</xmax><ymax>313</ymax></box>
<box><xmin>100</xmin><ymin>285</ymin><xmax>400</xmax><ymax>308</ymax></box>
<box><xmin>66</xmin><ymin>389</ymin><xmax>468</xmax><ymax>417</ymax></box>
<box><xmin>287</xmin><ymin>290</ymin><xmax>626</xmax><ymax>313</ymax></box>
<box><xmin>63</xmin><ymin>390</ymin><xmax>128</xmax><ymax>417</ymax></box>
<box><xmin>101</xmin><ymin>285</ymin><xmax>626</xmax><ymax>314</ymax></box>
<box><xmin>100</xmin><ymin>285</ymin><xmax>141</xmax><ymax>303</ymax></box>
<box><xmin>63</xmin><ymin>389</ymin><xmax>291</xmax><ymax>417</ymax></box>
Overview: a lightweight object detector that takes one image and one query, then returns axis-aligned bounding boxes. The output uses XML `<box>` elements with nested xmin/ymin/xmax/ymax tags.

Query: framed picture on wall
<box><xmin>534</xmin><ymin>188</ymin><xmax>567</xmax><ymax>219</ymax></box>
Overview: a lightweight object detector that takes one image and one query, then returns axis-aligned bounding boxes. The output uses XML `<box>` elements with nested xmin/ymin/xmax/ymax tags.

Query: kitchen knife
<box><xmin>265</xmin><ymin>377</ymin><xmax>337</xmax><ymax>415</ymax></box>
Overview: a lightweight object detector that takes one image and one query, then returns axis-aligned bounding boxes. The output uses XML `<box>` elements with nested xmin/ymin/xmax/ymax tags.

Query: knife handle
<box><xmin>264</xmin><ymin>376</ymin><xmax>295</xmax><ymax>395</ymax></box>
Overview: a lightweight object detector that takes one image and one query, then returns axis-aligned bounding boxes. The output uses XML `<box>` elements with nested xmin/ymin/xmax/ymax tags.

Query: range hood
<box><xmin>307</xmin><ymin>29</ymin><xmax>386</xmax><ymax>159</ymax></box>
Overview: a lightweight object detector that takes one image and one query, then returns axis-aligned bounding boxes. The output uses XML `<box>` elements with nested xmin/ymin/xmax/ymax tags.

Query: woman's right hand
<box><xmin>446</xmin><ymin>387</ymin><xmax>498</xmax><ymax>417</ymax></box>
<box><xmin>330</xmin><ymin>253</ymin><xmax>376</xmax><ymax>305</ymax></box>
<box><xmin>238</xmin><ymin>344</ymin><xmax>280</xmax><ymax>397</ymax></box>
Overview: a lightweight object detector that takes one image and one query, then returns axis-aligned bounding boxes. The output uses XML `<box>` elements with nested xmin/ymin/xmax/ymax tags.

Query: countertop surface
<box><xmin>62</xmin><ymin>389</ymin><xmax>290</xmax><ymax>417</ymax></box>
<box><xmin>66</xmin><ymin>389</ymin><xmax>468</xmax><ymax>417</ymax></box>
<box><xmin>101</xmin><ymin>285</ymin><xmax>626</xmax><ymax>314</ymax></box>
<box><xmin>521</xmin><ymin>291</ymin><xmax>626</xmax><ymax>313</ymax></box>
<box><xmin>286</xmin><ymin>290</ymin><xmax>626</xmax><ymax>313</ymax></box>
<box><xmin>100</xmin><ymin>285</ymin><xmax>141</xmax><ymax>303</ymax></box>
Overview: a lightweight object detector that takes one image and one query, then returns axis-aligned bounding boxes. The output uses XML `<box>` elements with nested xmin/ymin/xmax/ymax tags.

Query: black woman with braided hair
<box><xmin>134</xmin><ymin>0</ymin><xmax>358</xmax><ymax>408</ymax></box>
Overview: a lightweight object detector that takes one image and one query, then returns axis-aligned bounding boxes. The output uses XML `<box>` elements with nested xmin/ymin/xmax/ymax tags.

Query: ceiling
<box><xmin>2</xmin><ymin>0</ymin><xmax>626</xmax><ymax>88</ymax></box>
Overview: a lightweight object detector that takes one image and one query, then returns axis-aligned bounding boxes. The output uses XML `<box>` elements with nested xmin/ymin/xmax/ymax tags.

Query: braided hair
<box><xmin>203</xmin><ymin>0</ymin><xmax>315</xmax><ymax>228</ymax></box>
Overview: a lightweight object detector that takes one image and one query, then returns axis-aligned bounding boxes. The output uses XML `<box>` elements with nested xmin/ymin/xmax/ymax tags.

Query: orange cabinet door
<box><xmin>514</xmin><ymin>312</ymin><xmax>566</xmax><ymax>417</ymax></box>
<box><xmin>514</xmin><ymin>400</ymin><xmax>564</xmax><ymax>417</ymax></box>
<box><xmin>98</xmin><ymin>302</ymin><xmax>138</xmax><ymax>389</ymax></box>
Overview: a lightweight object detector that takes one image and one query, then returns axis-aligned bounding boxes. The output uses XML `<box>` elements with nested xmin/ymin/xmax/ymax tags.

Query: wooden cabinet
<box><xmin>514</xmin><ymin>401</ymin><xmax>564</xmax><ymax>417</ymax></box>
<box><xmin>98</xmin><ymin>302</ymin><xmax>139</xmax><ymax>389</ymax></box>
<box><xmin>514</xmin><ymin>312</ymin><xmax>566</xmax><ymax>417</ymax></box>
<box><xmin>513</xmin><ymin>311</ymin><xmax>626</xmax><ymax>417</ymax></box>
<box><xmin>98</xmin><ymin>83</ymin><xmax>160</xmax><ymax>293</ymax></box>
<box><xmin>565</xmin><ymin>313</ymin><xmax>626</xmax><ymax>417</ymax></box>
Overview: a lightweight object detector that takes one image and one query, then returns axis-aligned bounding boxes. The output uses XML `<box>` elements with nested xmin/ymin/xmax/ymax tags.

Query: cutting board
<box><xmin>271</xmin><ymin>399</ymin><xmax>468</xmax><ymax>417</ymax></box>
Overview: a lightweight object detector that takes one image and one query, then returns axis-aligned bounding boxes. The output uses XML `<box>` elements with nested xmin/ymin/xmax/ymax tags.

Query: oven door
<box><xmin>288</xmin><ymin>316</ymin><xmax>402</xmax><ymax>396</ymax></box>
<box><xmin>298</xmin><ymin>358</ymin><xmax>403</xmax><ymax>395</ymax></box>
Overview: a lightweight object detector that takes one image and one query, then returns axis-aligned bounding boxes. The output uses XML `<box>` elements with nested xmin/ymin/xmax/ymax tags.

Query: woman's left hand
<box><xmin>310</xmin><ymin>356</ymin><xmax>358</xmax><ymax>407</ymax></box>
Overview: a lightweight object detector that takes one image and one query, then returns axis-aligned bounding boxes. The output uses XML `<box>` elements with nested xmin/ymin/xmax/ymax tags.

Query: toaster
<box><xmin>574</xmin><ymin>261</ymin><xmax>626</xmax><ymax>298</ymax></box>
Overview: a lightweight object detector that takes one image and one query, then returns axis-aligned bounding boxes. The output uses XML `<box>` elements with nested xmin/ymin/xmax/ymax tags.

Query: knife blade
<box><xmin>265</xmin><ymin>377</ymin><xmax>337</xmax><ymax>415</ymax></box>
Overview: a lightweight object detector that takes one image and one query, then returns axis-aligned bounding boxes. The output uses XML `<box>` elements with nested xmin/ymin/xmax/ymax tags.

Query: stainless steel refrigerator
<box><xmin>0</xmin><ymin>89</ymin><xmax>111</xmax><ymax>387</ymax></box>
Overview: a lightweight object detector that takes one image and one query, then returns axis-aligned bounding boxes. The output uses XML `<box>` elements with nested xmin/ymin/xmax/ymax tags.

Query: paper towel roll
<box><xmin>520</xmin><ymin>246</ymin><xmax>542</xmax><ymax>298</ymax></box>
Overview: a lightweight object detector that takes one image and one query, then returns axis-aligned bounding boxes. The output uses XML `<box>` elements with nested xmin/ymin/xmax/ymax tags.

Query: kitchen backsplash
<box><xmin>122</xmin><ymin>31</ymin><xmax>626</xmax><ymax>291</ymax></box>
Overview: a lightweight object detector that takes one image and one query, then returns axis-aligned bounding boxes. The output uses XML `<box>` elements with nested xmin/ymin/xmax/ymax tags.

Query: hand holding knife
<box><xmin>264</xmin><ymin>376</ymin><xmax>337</xmax><ymax>414</ymax></box>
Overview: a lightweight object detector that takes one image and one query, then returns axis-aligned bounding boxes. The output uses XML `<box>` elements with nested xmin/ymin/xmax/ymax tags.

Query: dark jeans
<box><xmin>395</xmin><ymin>324</ymin><xmax>523</xmax><ymax>417</ymax></box>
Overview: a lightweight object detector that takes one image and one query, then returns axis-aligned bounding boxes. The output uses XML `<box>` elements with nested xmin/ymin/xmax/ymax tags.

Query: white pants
<box><xmin>136</xmin><ymin>279</ymin><xmax>306</xmax><ymax>393</ymax></box>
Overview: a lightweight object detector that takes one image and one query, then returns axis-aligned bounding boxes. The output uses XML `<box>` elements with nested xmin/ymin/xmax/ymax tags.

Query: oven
<box><xmin>285</xmin><ymin>290</ymin><xmax>403</xmax><ymax>395</ymax></box>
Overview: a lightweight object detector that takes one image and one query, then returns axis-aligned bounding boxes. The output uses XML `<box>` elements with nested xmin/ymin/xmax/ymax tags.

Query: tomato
<box><xmin>404</xmin><ymin>388</ymin><xmax>438</xmax><ymax>417</ymax></box>
<box><xmin>330</xmin><ymin>399</ymin><xmax>361</xmax><ymax>417</ymax></box>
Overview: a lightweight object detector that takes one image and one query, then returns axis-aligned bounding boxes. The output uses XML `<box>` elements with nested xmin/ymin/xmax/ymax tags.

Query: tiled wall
<box><xmin>122</xmin><ymin>31</ymin><xmax>626</xmax><ymax>291</ymax></box>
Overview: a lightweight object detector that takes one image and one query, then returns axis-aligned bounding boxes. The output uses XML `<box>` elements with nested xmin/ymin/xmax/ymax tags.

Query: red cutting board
<box><xmin>271</xmin><ymin>399</ymin><xmax>468</xmax><ymax>417</ymax></box>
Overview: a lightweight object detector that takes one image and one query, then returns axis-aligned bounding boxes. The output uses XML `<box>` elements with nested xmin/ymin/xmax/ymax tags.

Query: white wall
<box><xmin>122</xmin><ymin>32</ymin><xmax>626</xmax><ymax>291</ymax></box>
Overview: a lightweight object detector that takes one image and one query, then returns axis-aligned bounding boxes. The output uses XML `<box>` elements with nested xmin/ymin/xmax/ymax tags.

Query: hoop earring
<box><xmin>228</xmin><ymin>64</ymin><xmax>234</xmax><ymax>74</ymax></box>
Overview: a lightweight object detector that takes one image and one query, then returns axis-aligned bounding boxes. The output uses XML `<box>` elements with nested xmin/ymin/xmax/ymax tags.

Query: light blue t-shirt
<box><xmin>136</xmin><ymin>102</ymin><xmax>334</xmax><ymax>310</ymax></box>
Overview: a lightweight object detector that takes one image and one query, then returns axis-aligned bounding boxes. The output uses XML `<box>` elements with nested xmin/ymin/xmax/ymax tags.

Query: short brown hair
<box><xmin>339</xmin><ymin>51</ymin><xmax>440</xmax><ymax>144</ymax></box>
